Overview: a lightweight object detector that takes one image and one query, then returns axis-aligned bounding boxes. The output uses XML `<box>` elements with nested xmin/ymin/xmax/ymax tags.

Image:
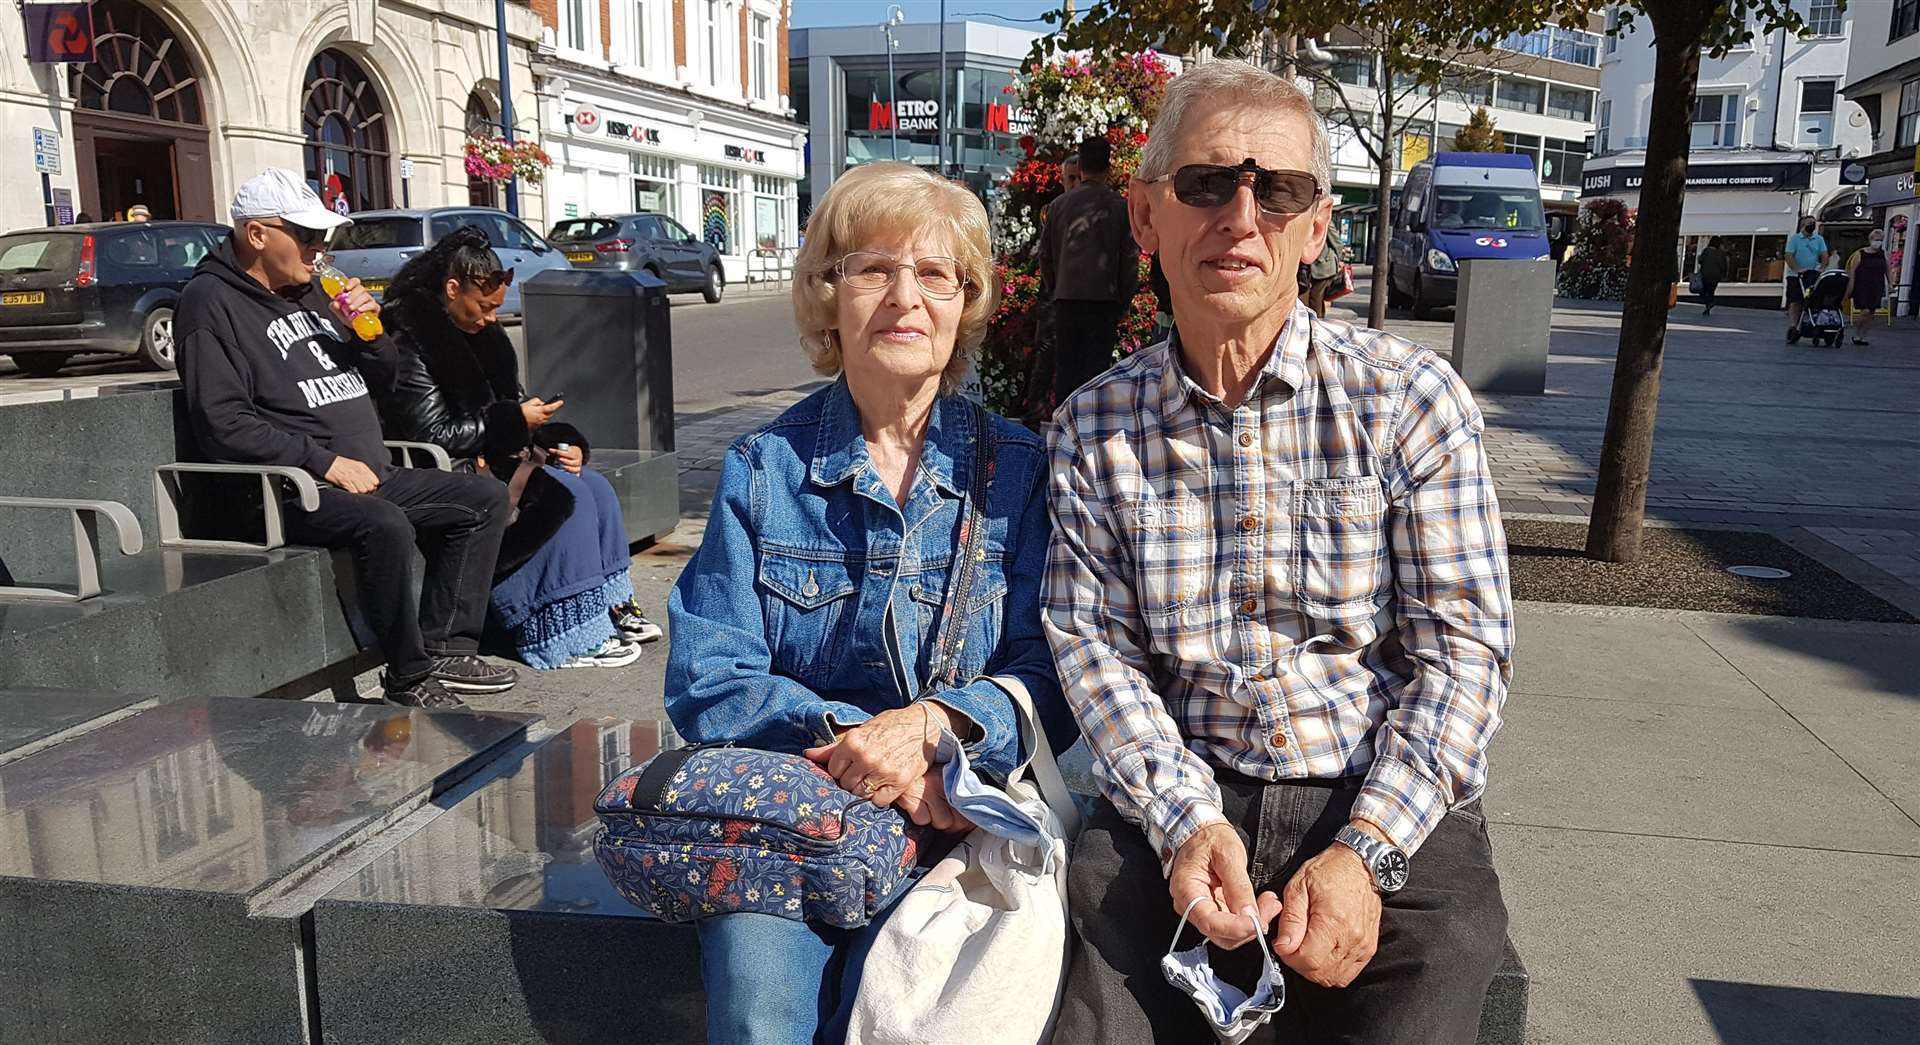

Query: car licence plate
<box><xmin>1</xmin><ymin>291</ymin><xmax>46</xmax><ymax>306</ymax></box>
<box><xmin>362</xmin><ymin>281</ymin><xmax>387</xmax><ymax>295</ymax></box>
<box><xmin>566</xmin><ymin>251</ymin><xmax>594</xmax><ymax>263</ymax></box>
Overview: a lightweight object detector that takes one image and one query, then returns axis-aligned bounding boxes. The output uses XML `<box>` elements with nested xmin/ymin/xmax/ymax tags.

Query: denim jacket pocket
<box><xmin>758</xmin><ymin>546</ymin><xmax>860</xmax><ymax>682</ymax></box>
<box><xmin>910</xmin><ymin>556</ymin><xmax>1011</xmax><ymax>677</ymax></box>
<box><xmin>1291</xmin><ymin>477</ymin><xmax>1389</xmax><ymax>625</ymax></box>
<box><xmin>1118</xmin><ymin>496</ymin><xmax>1206</xmax><ymax>620</ymax></box>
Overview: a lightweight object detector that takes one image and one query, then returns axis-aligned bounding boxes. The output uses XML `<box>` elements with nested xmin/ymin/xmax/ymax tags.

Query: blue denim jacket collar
<box><xmin>808</xmin><ymin>378</ymin><xmax>972</xmax><ymax>501</ymax></box>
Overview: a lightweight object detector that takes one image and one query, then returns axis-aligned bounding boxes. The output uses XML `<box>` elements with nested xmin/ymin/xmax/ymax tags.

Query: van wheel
<box><xmin>10</xmin><ymin>352</ymin><xmax>71</xmax><ymax>377</ymax></box>
<box><xmin>702</xmin><ymin>266</ymin><xmax>725</xmax><ymax>303</ymax></box>
<box><xmin>1411</xmin><ymin>275</ymin><xmax>1439</xmax><ymax>320</ymax></box>
<box><xmin>1387</xmin><ymin>271</ymin><xmax>1412</xmax><ymax>309</ymax></box>
<box><xmin>138</xmin><ymin>307</ymin><xmax>177</xmax><ymax>370</ymax></box>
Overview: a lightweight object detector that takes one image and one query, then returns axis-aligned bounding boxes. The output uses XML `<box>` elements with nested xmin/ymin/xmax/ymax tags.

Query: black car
<box><xmin>549</xmin><ymin>213</ymin><xmax>726</xmax><ymax>303</ymax></box>
<box><xmin>0</xmin><ymin>221</ymin><xmax>229</xmax><ymax>376</ymax></box>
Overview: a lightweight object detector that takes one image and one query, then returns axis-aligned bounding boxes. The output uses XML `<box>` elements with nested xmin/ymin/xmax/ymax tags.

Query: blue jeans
<box><xmin>697</xmin><ymin>911</ymin><xmax>885</xmax><ymax>1045</ymax></box>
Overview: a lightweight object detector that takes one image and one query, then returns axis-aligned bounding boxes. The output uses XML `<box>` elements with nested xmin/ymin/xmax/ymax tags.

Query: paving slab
<box><xmin>1484</xmin><ymin>693</ymin><xmax>1920</xmax><ymax>855</ymax></box>
<box><xmin>1682</xmin><ymin>617</ymin><xmax>1920</xmax><ymax>717</ymax></box>
<box><xmin>1789</xmin><ymin>711</ymin><xmax>1920</xmax><ymax>826</ymax></box>
<box><xmin>1510</xmin><ymin>606</ymin><xmax>1771</xmax><ymax>709</ymax></box>
<box><xmin>1490</xmin><ymin>824</ymin><xmax>1920</xmax><ymax>1045</ymax></box>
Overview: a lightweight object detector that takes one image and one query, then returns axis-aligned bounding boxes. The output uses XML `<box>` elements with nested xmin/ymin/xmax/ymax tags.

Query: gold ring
<box><xmin>861</xmin><ymin>778</ymin><xmax>878</xmax><ymax>796</ymax></box>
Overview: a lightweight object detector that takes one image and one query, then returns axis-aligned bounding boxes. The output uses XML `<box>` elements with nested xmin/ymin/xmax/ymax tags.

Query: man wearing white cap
<box><xmin>177</xmin><ymin>169</ymin><xmax>518</xmax><ymax>707</ymax></box>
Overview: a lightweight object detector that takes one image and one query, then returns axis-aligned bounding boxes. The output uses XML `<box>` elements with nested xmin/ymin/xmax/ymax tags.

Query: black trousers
<box><xmin>1056</xmin><ymin>775</ymin><xmax>1509</xmax><ymax>1045</ymax></box>
<box><xmin>1053</xmin><ymin>299</ymin><xmax>1129</xmax><ymax>403</ymax></box>
<box><xmin>285</xmin><ymin>467</ymin><xmax>508</xmax><ymax>680</ymax></box>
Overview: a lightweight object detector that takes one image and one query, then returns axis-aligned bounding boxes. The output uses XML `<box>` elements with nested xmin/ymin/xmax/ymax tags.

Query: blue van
<box><xmin>1387</xmin><ymin>152</ymin><xmax>1551</xmax><ymax>318</ymax></box>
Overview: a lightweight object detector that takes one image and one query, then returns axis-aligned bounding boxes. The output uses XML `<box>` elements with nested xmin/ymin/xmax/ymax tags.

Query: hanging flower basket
<box><xmin>463</xmin><ymin>136</ymin><xmax>553</xmax><ymax>185</ymax></box>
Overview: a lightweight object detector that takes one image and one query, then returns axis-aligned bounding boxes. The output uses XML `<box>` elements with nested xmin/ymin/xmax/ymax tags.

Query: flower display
<box><xmin>978</xmin><ymin>50</ymin><xmax>1173</xmax><ymax>424</ymax></box>
<box><xmin>463</xmin><ymin>136</ymin><xmax>553</xmax><ymax>185</ymax></box>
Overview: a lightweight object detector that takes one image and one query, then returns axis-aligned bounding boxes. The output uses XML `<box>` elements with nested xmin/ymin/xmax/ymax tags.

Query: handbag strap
<box><xmin>922</xmin><ymin>402</ymin><xmax>996</xmax><ymax>694</ymax></box>
<box><xmin>991</xmin><ymin>674</ymin><xmax>1083</xmax><ymax>839</ymax></box>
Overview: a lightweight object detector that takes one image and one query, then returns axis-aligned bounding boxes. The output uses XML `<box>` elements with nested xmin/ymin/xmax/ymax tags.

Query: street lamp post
<box><xmin>884</xmin><ymin>7</ymin><xmax>904</xmax><ymax>161</ymax></box>
<box><xmin>495</xmin><ymin>0</ymin><xmax>518</xmax><ymax>215</ymax></box>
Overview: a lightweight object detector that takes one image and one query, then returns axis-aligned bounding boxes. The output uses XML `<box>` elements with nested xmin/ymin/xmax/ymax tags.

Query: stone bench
<box><xmin>0</xmin><ymin>696</ymin><xmax>537</xmax><ymax>1044</ymax></box>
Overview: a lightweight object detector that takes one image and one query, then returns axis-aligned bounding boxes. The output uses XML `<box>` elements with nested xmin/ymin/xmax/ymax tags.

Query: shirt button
<box><xmin>1238</xmin><ymin>432</ymin><xmax>1254</xmax><ymax>447</ymax></box>
<box><xmin>1239</xmin><ymin>515</ymin><xmax>1258</xmax><ymax>532</ymax></box>
<box><xmin>1271</xmin><ymin>730</ymin><xmax>1288</xmax><ymax>748</ymax></box>
<box><xmin>1240</xmin><ymin>598</ymin><xmax>1257</xmax><ymax>614</ymax></box>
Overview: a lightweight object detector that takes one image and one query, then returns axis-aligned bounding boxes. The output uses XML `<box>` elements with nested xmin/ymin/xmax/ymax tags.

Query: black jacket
<box><xmin>1040</xmin><ymin>183</ymin><xmax>1139</xmax><ymax>304</ymax></box>
<box><xmin>377</xmin><ymin>293</ymin><xmax>592</xmax><ymax>580</ymax></box>
<box><xmin>177</xmin><ymin>241</ymin><xmax>399</xmax><ymax>478</ymax></box>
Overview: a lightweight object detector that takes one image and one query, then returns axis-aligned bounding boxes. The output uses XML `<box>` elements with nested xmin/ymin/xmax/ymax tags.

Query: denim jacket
<box><xmin>666</xmin><ymin>380</ymin><xmax>1073</xmax><ymax>779</ymax></box>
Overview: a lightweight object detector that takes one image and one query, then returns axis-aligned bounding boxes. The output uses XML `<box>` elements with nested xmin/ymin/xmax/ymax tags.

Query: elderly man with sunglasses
<box><xmin>178</xmin><ymin>169</ymin><xmax>516</xmax><ymax>708</ymax></box>
<box><xmin>1043</xmin><ymin>62</ymin><xmax>1514</xmax><ymax>1043</ymax></box>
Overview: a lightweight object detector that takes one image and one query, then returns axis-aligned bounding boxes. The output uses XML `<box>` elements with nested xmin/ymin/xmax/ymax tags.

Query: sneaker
<box><xmin>562</xmin><ymin>638</ymin><xmax>643</xmax><ymax>668</ymax></box>
<box><xmin>429</xmin><ymin>653</ymin><xmax>519</xmax><ymax>694</ymax></box>
<box><xmin>381</xmin><ymin>673</ymin><xmax>467</xmax><ymax>709</ymax></box>
<box><xmin>613</xmin><ymin>604</ymin><xmax>663</xmax><ymax>644</ymax></box>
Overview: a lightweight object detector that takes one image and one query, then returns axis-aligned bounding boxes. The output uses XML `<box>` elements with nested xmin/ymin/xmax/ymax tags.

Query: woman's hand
<box><xmin>895</xmin><ymin>768</ymin><xmax>974</xmax><ymax>833</ymax></box>
<box><xmin>550</xmin><ymin>443</ymin><xmax>584</xmax><ymax>474</ymax></box>
<box><xmin>803</xmin><ymin>703</ymin><xmax>957</xmax><ymax>808</ymax></box>
<box><xmin>521</xmin><ymin>397</ymin><xmax>562</xmax><ymax>428</ymax></box>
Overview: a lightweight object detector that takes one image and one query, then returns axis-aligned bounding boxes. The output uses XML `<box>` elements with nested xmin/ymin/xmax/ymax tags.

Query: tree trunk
<box><xmin>1585</xmin><ymin>8</ymin><xmax>1710</xmax><ymax>562</ymax></box>
<box><xmin>1369</xmin><ymin>54</ymin><xmax>1394</xmax><ymax>330</ymax></box>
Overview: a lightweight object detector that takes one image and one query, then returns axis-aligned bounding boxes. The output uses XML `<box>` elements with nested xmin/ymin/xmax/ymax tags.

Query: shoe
<box><xmin>613</xmin><ymin>604</ymin><xmax>663</xmax><ymax>644</ymax></box>
<box><xmin>429</xmin><ymin>653</ymin><xmax>518</xmax><ymax>693</ymax></box>
<box><xmin>1852</xmin><ymin>337</ymin><xmax>1869</xmax><ymax>345</ymax></box>
<box><xmin>381</xmin><ymin>673</ymin><xmax>467</xmax><ymax>709</ymax></box>
<box><xmin>562</xmin><ymin>638</ymin><xmax>642</xmax><ymax>668</ymax></box>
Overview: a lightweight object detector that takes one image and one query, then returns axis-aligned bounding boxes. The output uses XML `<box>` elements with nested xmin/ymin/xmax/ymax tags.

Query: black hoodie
<box><xmin>176</xmin><ymin>240</ymin><xmax>398</xmax><ymax>479</ymax></box>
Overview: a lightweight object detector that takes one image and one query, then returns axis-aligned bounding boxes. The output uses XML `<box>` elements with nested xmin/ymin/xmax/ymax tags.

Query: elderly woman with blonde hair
<box><xmin>663</xmin><ymin>161</ymin><xmax>1078</xmax><ymax>1043</ymax></box>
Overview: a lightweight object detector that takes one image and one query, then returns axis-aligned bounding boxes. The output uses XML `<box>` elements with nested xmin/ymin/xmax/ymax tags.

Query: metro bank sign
<box><xmin>865</xmin><ymin>100</ymin><xmax>1032</xmax><ymax>135</ymax></box>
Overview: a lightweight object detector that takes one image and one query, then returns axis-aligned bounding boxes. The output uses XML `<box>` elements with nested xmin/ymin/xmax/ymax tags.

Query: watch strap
<box><xmin>1334</xmin><ymin>824</ymin><xmax>1402</xmax><ymax>893</ymax></box>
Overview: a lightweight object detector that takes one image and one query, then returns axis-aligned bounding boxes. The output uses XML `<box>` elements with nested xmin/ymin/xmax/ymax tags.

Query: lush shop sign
<box><xmin>1580</xmin><ymin>161</ymin><xmax>1811</xmax><ymax>197</ymax></box>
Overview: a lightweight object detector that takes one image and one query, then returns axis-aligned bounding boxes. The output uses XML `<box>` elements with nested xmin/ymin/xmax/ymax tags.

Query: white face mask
<box><xmin>1160</xmin><ymin>896</ymin><xmax>1287</xmax><ymax>1044</ymax></box>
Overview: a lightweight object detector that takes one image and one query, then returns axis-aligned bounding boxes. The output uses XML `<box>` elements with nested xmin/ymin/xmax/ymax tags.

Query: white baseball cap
<box><xmin>229</xmin><ymin>168</ymin><xmax>353</xmax><ymax>231</ymax></box>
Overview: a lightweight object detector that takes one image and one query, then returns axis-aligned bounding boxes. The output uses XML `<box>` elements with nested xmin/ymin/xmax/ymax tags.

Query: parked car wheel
<box><xmin>9</xmin><ymin>352</ymin><xmax>71</xmax><ymax>377</ymax></box>
<box><xmin>138</xmin><ymin>307</ymin><xmax>178</xmax><ymax>371</ymax></box>
<box><xmin>1411</xmin><ymin>275</ymin><xmax>1440</xmax><ymax>320</ymax></box>
<box><xmin>702</xmin><ymin>265</ymin><xmax>725</xmax><ymax>304</ymax></box>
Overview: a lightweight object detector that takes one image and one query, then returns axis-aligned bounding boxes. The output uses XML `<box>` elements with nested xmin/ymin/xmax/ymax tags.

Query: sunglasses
<box><xmin>262</xmin><ymin>220</ymin><xmax>330</xmax><ymax>247</ymax></box>
<box><xmin>463</xmin><ymin>269</ymin><xmax>515</xmax><ymax>293</ymax></box>
<box><xmin>1148</xmin><ymin>159</ymin><xmax>1322</xmax><ymax>216</ymax></box>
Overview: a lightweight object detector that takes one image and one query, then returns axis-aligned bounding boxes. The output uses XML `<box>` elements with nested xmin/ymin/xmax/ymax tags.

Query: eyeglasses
<box><xmin>1147</xmin><ymin>159</ymin><xmax>1323</xmax><ymax>216</ymax></box>
<box><xmin>260</xmin><ymin>220</ymin><xmax>330</xmax><ymax>248</ymax></box>
<box><xmin>831</xmin><ymin>252</ymin><xmax>968</xmax><ymax>300</ymax></box>
<box><xmin>464</xmin><ymin>269</ymin><xmax>515</xmax><ymax>293</ymax></box>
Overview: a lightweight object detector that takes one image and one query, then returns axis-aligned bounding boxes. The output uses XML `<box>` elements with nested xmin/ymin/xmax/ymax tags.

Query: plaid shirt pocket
<box><xmin>1292</xmin><ymin>477</ymin><xmax>1389</xmax><ymax>625</ymax></box>
<box><xmin>1119</xmin><ymin>496</ymin><xmax>1208</xmax><ymax>622</ymax></box>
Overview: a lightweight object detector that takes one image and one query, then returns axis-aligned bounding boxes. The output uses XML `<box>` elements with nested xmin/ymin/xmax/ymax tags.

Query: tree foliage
<box><xmin>1450</xmin><ymin>107</ymin><xmax>1504</xmax><ymax>152</ymax></box>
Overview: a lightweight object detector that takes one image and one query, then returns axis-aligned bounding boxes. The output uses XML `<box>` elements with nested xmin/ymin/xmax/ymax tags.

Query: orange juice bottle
<box><xmin>315</xmin><ymin>259</ymin><xmax>384</xmax><ymax>341</ymax></box>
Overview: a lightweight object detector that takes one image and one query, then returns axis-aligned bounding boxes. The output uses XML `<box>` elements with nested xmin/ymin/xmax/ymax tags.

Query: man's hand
<box><xmin>1271</xmin><ymin>825</ymin><xmax>1384</xmax><ymax>988</ymax></box>
<box><xmin>521</xmin><ymin>398</ymin><xmax>562</xmax><ymax>428</ymax></box>
<box><xmin>328</xmin><ymin>278</ymin><xmax>380</xmax><ymax>329</ymax></box>
<box><xmin>549</xmin><ymin>443</ymin><xmax>584</xmax><ymax>474</ymax></box>
<box><xmin>802</xmin><ymin>703</ymin><xmax>955</xmax><ymax>808</ymax></box>
<box><xmin>1169</xmin><ymin>822</ymin><xmax>1282</xmax><ymax>949</ymax></box>
<box><xmin>324</xmin><ymin>456</ymin><xmax>381</xmax><ymax>494</ymax></box>
<box><xmin>894</xmin><ymin>768</ymin><xmax>974</xmax><ymax>833</ymax></box>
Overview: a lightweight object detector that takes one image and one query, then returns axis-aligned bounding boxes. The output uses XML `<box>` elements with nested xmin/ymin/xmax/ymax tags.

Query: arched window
<box><xmin>70</xmin><ymin>0</ymin><xmax>204</xmax><ymax>125</ymax></box>
<box><xmin>302</xmin><ymin>49</ymin><xmax>392</xmax><ymax>214</ymax></box>
<box><xmin>466</xmin><ymin>89</ymin><xmax>499</xmax><ymax>207</ymax></box>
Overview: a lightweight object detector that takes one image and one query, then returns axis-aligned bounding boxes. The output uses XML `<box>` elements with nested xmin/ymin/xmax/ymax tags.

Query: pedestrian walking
<box><xmin>1846</xmin><ymin>230</ymin><xmax>1890</xmax><ymax>346</ymax></box>
<box><xmin>1784</xmin><ymin>217</ymin><xmax>1827</xmax><ymax>343</ymax></box>
<box><xmin>1302</xmin><ymin>225</ymin><xmax>1347</xmax><ymax>317</ymax></box>
<box><xmin>1040</xmin><ymin>136</ymin><xmax>1139</xmax><ymax>403</ymax></box>
<box><xmin>1694</xmin><ymin>238</ymin><xmax>1726</xmax><ymax>316</ymax></box>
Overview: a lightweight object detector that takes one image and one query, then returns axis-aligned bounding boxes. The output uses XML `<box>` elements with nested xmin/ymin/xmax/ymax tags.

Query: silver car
<box><xmin>549</xmin><ymin>213</ymin><xmax>726</xmax><ymax>303</ymax></box>
<box><xmin>324</xmin><ymin>207</ymin><xmax>572</xmax><ymax>317</ymax></box>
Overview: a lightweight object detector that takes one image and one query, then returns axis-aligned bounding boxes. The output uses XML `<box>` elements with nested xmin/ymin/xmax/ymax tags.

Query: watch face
<box><xmin>1377</xmin><ymin>849</ymin><xmax>1410</xmax><ymax>892</ymax></box>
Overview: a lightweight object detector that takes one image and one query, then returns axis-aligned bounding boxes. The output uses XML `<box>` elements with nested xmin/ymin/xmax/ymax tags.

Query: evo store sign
<box><xmin>572</xmin><ymin>105</ymin><xmax>662</xmax><ymax>144</ymax></box>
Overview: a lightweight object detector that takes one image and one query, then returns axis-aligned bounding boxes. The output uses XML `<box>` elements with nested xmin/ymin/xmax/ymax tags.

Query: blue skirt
<box><xmin>488</xmin><ymin>466</ymin><xmax>635</xmax><ymax>669</ymax></box>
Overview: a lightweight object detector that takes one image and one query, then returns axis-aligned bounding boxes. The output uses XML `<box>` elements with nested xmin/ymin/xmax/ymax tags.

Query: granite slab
<box><xmin>0</xmin><ymin>697</ymin><xmax>536</xmax><ymax>1044</ymax></box>
<box><xmin>314</xmin><ymin>718</ymin><xmax>708</xmax><ymax>1044</ymax></box>
<box><xmin>0</xmin><ymin>686</ymin><xmax>155</xmax><ymax>765</ymax></box>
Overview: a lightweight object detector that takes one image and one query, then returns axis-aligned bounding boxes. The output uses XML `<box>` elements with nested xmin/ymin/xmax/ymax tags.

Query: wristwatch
<box><xmin>1334</xmin><ymin>825</ymin><xmax>1410</xmax><ymax>894</ymax></box>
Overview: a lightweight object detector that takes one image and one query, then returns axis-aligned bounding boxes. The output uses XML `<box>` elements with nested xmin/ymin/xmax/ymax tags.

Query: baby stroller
<box><xmin>1795</xmin><ymin>268</ymin><xmax>1849</xmax><ymax>346</ymax></box>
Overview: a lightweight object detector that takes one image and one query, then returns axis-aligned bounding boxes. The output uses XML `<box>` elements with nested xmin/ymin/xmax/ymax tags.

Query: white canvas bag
<box><xmin>844</xmin><ymin>676</ymin><xmax>1082</xmax><ymax>1045</ymax></box>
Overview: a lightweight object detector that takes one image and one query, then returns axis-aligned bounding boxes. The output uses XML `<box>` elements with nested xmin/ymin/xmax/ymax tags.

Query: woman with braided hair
<box><xmin>373</xmin><ymin>225</ymin><xmax>662</xmax><ymax>670</ymax></box>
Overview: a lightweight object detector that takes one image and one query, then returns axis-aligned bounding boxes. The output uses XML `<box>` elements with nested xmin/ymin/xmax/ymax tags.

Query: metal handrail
<box><xmin>0</xmin><ymin>497</ymin><xmax>144</xmax><ymax>602</ymax></box>
<box><xmin>749</xmin><ymin>246</ymin><xmax>798</xmax><ymax>290</ymax></box>
<box><xmin>385</xmin><ymin>440</ymin><xmax>454</xmax><ymax>471</ymax></box>
<box><xmin>153</xmin><ymin>463</ymin><xmax>322</xmax><ymax>552</ymax></box>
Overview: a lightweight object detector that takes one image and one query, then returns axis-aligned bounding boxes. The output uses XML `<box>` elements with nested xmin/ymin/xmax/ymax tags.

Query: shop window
<box><xmin>634</xmin><ymin>153</ymin><xmax>677</xmax><ymax>219</ymax></box>
<box><xmin>70</xmin><ymin>0</ymin><xmax>204</xmax><ymax>125</ymax></box>
<box><xmin>302</xmin><ymin>49</ymin><xmax>391</xmax><ymax>214</ymax></box>
<box><xmin>699</xmin><ymin>164</ymin><xmax>741</xmax><ymax>254</ymax></box>
<box><xmin>1691</xmin><ymin>93</ymin><xmax>1741</xmax><ymax>149</ymax></box>
<box><xmin>1542</xmin><ymin>138</ymin><xmax>1586</xmax><ymax>187</ymax></box>
<box><xmin>1503</xmin><ymin>132</ymin><xmax>1542</xmax><ymax>169</ymax></box>
<box><xmin>752</xmin><ymin>174</ymin><xmax>789</xmax><ymax>249</ymax></box>
<box><xmin>1798</xmin><ymin>81</ymin><xmax>1837</xmax><ymax>147</ymax></box>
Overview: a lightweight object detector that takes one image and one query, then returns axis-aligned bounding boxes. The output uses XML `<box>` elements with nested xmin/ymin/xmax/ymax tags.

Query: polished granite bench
<box><xmin>0</xmin><ymin>686</ymin><xmax>155</xmax><ymax>766</ymax></box>
<box><xmin>0</xmin><ymin>696</ymin><xmax>536</xmax><ymax>1045</ymax></box>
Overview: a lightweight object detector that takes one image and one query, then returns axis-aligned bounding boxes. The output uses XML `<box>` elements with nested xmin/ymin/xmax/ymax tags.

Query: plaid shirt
<box><xmin>1042</xmin><ymin>303</ymin><xmax>1512</xmax><ymax>868</ymax></box>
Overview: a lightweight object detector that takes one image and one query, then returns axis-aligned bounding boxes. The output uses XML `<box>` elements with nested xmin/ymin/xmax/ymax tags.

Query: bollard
<box><xmin>1451</xmin><ymin>259</ymin><xmax>1553</xmax><ymax>395</ymax></box>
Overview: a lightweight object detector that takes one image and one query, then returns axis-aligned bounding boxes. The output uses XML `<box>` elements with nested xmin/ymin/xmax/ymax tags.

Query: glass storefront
<box><xmin>1678</xmin><ymin>234</ymin><xmax>1788</xmax><ymax>283</ymax></box>
<box><xmin>632</xmin><ymin>153</ymin><xmax>677</xmax><ymax>219</ymax></box>
<box><xmin>699</xmin><ymin>164</ymin><xmax>741</xmax><ymax>255</ymax></box>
